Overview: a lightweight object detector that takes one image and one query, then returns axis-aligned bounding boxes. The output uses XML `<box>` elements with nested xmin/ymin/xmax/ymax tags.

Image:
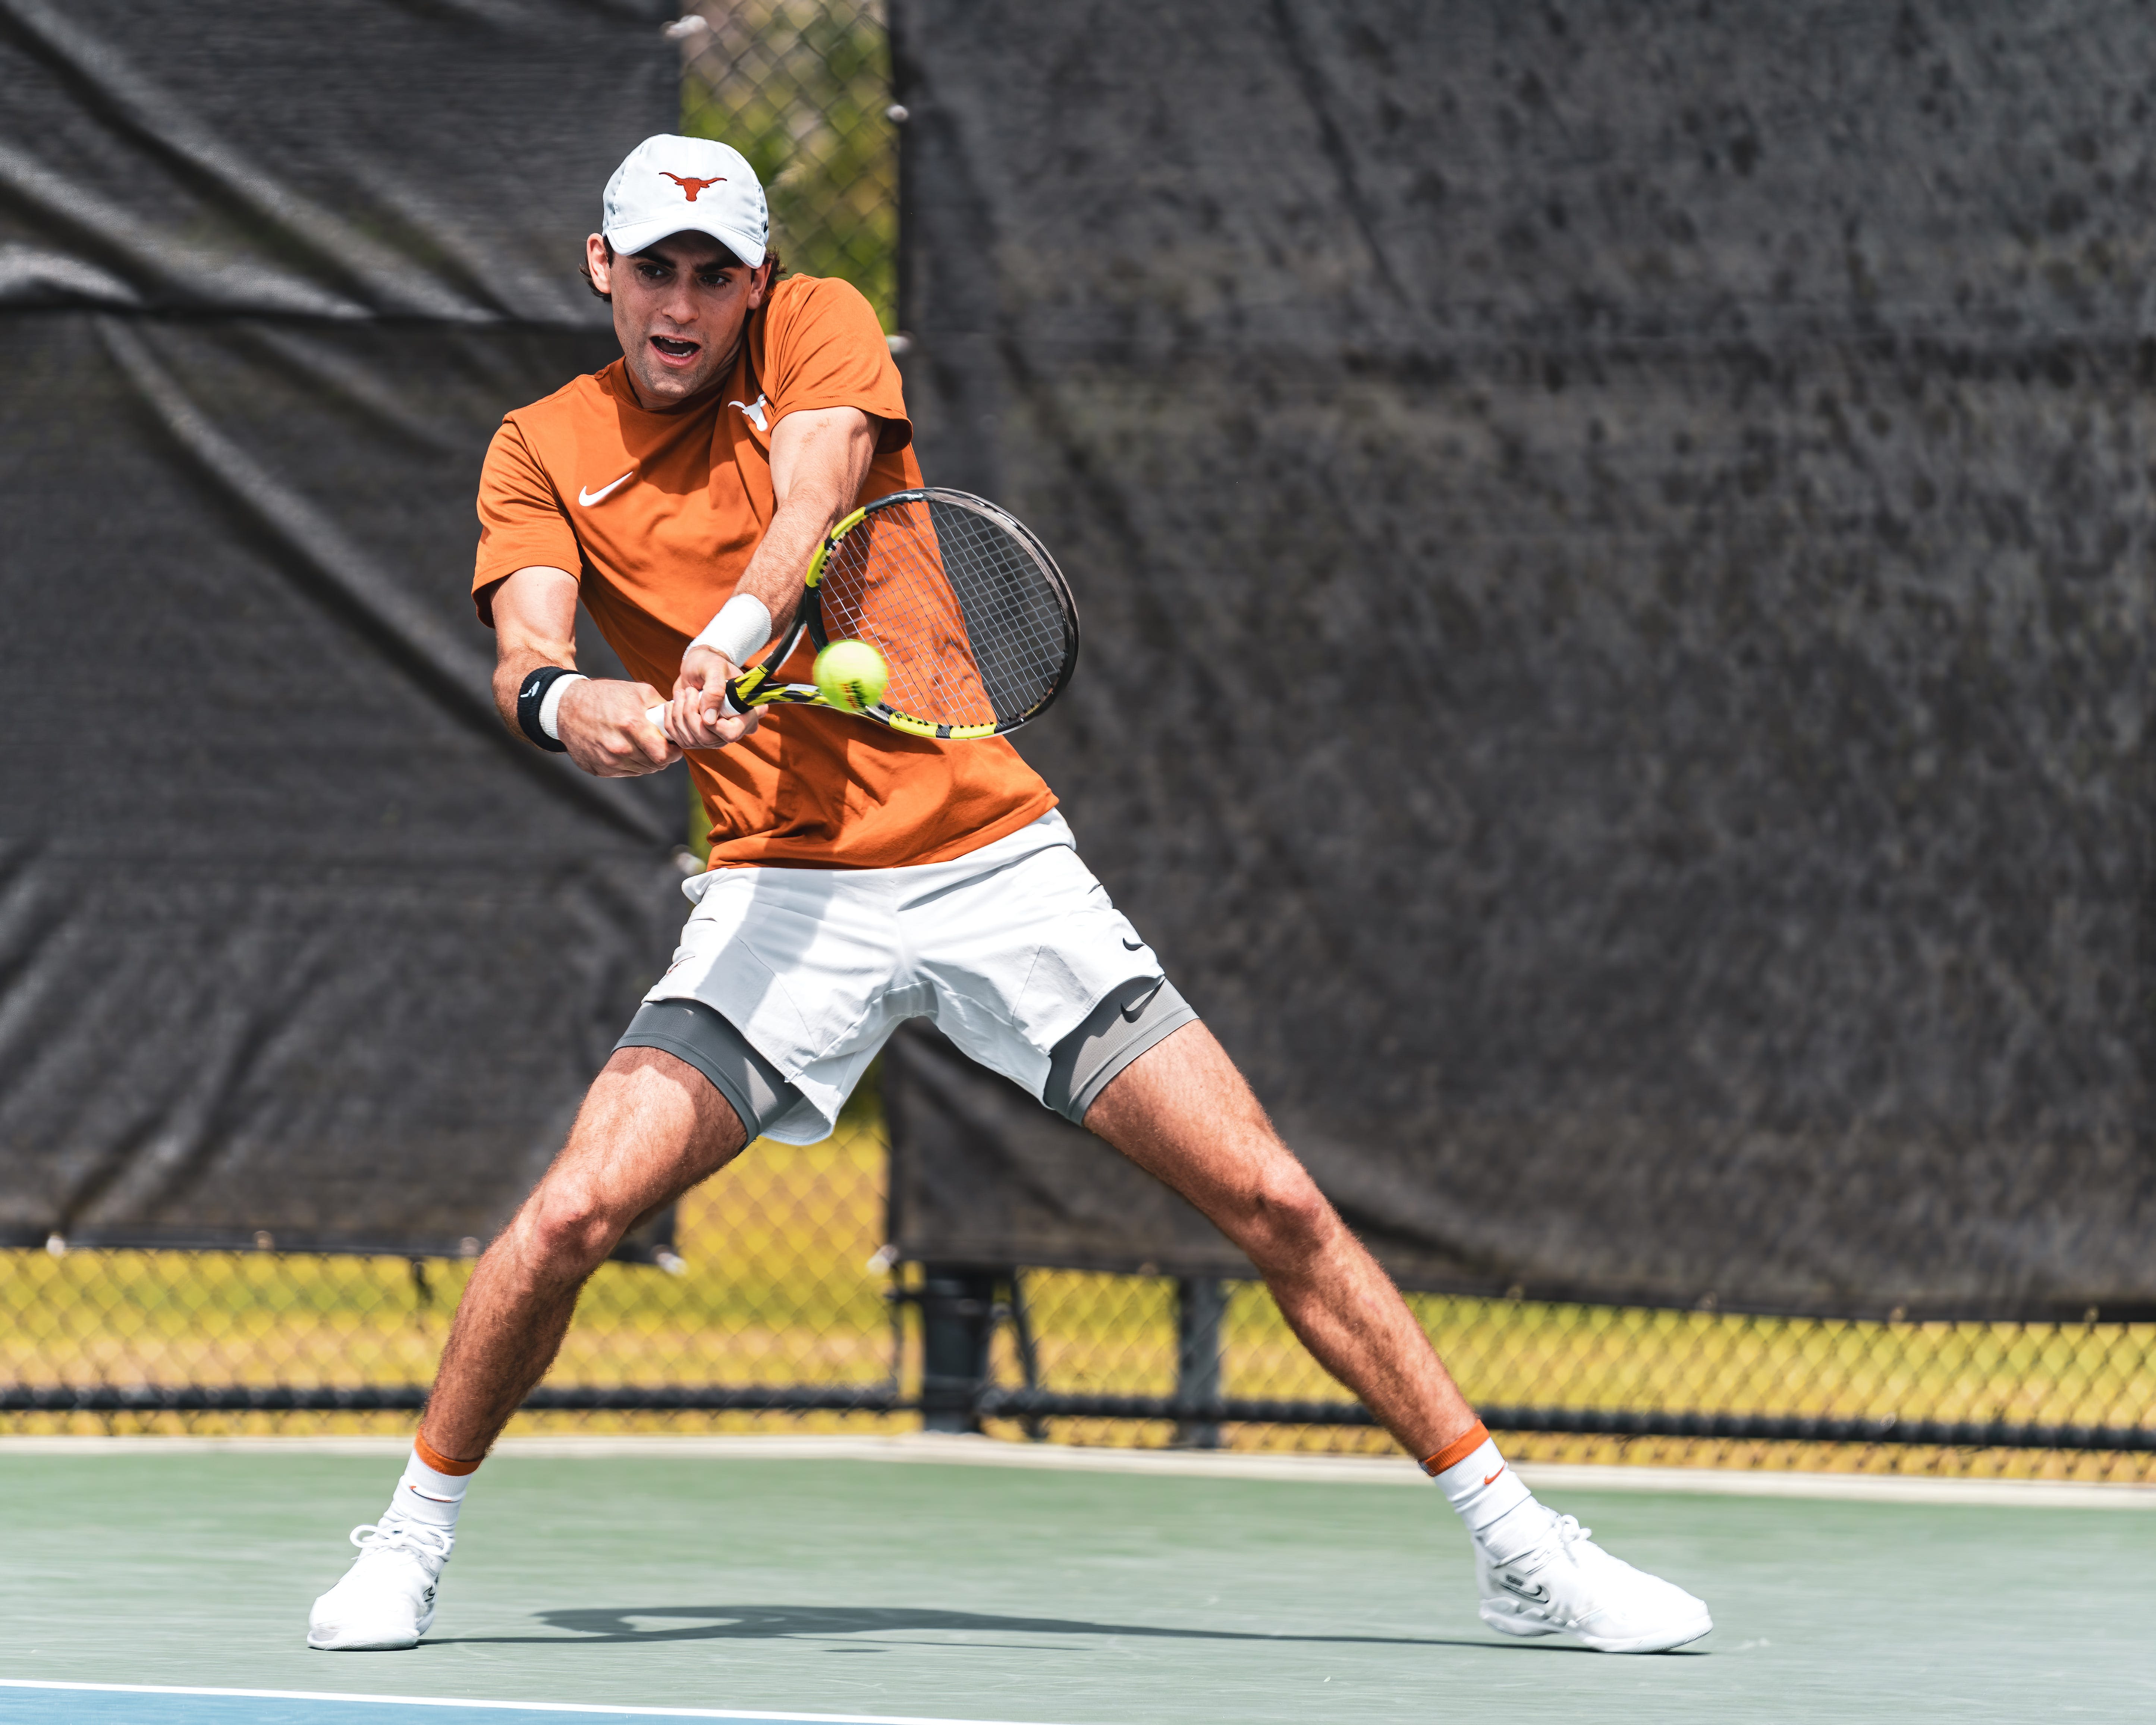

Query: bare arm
<box><xmin>660</xmin><ymin>404</ymin><xmax>878</xmax><ymax>750</ymax></box>
<box><xmin>489</xmin><ymin>565</ymin><xmax>679</xmax><ymax>777</ymax></box>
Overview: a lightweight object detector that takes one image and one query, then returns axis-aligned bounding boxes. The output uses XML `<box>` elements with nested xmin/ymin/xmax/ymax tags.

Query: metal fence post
<box><xmin>918</xmin><ymin>1266</ymin><xmax>998</xmax><ymax>1432</ymax></box>
<box><xmin>1173</xmin><ymin>1276</ymin><xmax>1228</xmax><ymax>1449</ymax></box>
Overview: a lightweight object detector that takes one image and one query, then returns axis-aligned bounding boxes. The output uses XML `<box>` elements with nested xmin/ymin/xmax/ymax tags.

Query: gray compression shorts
<box><xmin>616</xmin><ymin>998</ymin><xmax>800</xmax><ymax>1140</ymax></box>
<box><xmin>616</xmin><ymin>974</ymin><xmax>1197</xmax><ymax>1137</ymax></box>
<box><xmin>1040</xmin><ymin>973</ymin><xmax>1198</xmax><ymax>1124</ymax></box>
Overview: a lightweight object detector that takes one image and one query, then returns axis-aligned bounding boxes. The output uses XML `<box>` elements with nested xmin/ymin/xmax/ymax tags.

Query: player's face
<box><xmin>588</xmin><ymin>232</ymin><xmax>770</xmax><ymax>409</ymax></box>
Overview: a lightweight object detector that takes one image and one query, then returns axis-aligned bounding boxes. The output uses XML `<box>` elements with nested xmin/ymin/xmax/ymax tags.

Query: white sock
<box><xmin>392</xmin><ymin>1443</ymin><xmax>472</xmax><ymax>1532</ymax></box>
<box><xmin>1425</xmin><ymin>1424</ymin><xmax>1551</xmax><ymax>1562</ymax></box>
<box><xmin>1474</xmin><ymin>1494</ymin><xmax>1560</xmax><ymax>1565</ymax></box>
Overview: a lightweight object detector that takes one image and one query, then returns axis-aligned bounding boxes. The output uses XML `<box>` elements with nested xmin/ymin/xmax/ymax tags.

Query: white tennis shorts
<box><xmin>644</xmin><ymin>810</ymin><xmax>1165</xmax><ymax>1144</ymax></box>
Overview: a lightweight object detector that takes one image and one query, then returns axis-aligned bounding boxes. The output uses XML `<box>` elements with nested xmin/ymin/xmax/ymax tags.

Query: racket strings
<box><xmin>821</xmin><ymin>499</ymin><xmax>1070</xmax><ymax>728</ymax></box>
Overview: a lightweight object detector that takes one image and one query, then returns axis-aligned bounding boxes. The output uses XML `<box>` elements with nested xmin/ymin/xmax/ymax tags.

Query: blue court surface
<box><xmin>2</xmin><ymin>1440</ymin><xmax>2152</xmax><ymax>1725</ymax></box>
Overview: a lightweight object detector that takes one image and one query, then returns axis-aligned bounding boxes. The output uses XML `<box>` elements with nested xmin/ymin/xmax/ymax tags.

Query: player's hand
<box><xmin>662</xmin><ymin>646</ymin><xmax>763</xmax><ymax>750</ymax></box>
<box><xmin>557</xmin><ymin>678</ymin><xmax>680</xmax><ymax>777</ymax></box>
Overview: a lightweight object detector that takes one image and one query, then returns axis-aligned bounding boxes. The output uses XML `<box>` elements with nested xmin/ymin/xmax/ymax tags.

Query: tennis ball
<box><xmin>814</xmin><ymin>638</ymin><xmax>889</xmax><ymax>713</ymax></box>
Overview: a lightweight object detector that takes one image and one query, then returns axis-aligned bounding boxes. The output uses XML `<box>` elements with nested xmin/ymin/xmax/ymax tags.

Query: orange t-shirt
<box><xmin>471</xmin><ymin>274</ymin><xmax>1056</xmax><ymax>870</ymax></box>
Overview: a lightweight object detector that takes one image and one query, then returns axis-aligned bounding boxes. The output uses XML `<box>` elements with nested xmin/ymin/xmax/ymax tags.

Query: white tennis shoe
<box><xmin>306</xmin><ymin>1511</ymin><xmax>452</xmax><ymax>1650</ymax></box>
<box><xmin>1476</xmin><ymin>1510</ymin><xmax>1712</xmax><ymax>1653</ymax></box>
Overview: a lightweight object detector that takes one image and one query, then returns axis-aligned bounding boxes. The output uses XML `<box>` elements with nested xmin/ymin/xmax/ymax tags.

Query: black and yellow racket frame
<box><xmin>723</xmin><ymin>487</ymin><xmax>1081</xmax><ymax>740</ymax></box>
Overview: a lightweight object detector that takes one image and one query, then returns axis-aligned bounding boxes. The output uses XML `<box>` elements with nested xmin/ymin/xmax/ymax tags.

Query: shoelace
<box><xmin>1498</xmin><ymin>1513</ymin><xmax>1594</xmax><ymax>1581</ymax></box>
<box><xmin>348</xmin><ymin>1517</ymin><xmax>453</xmax><ymax>1565</ymax></box>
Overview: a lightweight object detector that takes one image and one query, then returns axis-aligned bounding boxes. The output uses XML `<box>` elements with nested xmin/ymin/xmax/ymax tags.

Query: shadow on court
<box><xmin>427</xmin><ymin>1602</ymin><xmax>1646</xmax><ymax>1654</ymax></box>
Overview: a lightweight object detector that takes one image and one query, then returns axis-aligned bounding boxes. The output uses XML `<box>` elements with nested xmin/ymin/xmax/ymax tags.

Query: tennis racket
<box><xmin>648</xmin><ymin>487</ymin><xmax>1080</xmax><ymax>741</ymax></box>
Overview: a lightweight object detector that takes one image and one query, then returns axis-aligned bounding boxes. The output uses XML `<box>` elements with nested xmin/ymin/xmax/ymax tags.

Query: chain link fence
<box><xmin>4</xmin><ymin>2</ymin><xmax>2154</xmax><ymax>1483</ymax></box>
<box><xmin>5</xmin><ymin>1106</ymin><xmax>901</xmax><ymax>1436</ymax></box>
<box><xmin>985</xmin><ymin>1274</ymin><xmax>2156</xmax><ymax>1482</ymax></box>
<box><xmin>13</xmin><ymin>1172</ymin><xmax>2155</xmax><ymax>1483</ymax></box>
<box><xmin>672</xmin><ymin>0</ymin><xmax>898</xmax><ymax>324</ymax></box>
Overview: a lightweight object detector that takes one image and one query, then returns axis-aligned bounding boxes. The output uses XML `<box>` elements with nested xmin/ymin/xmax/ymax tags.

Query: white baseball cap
<box><xmin>601</xmin><ymin>134</ymin><xmax>769</xmax><ymax>265</ymax></box>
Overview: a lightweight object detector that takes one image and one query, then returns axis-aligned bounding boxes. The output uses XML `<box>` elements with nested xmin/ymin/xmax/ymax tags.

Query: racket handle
<box><xmin>645</xmin><ymin>677</ymin><xmax>753</xmax><ymax>729</ymax></box>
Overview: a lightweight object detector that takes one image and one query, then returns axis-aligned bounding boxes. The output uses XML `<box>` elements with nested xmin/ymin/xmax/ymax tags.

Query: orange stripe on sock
<box><xmin>414</xmin><ymin>1433</ymin><xmax>483</xmax><ymax>1477</ymax></box>
<box><xmin>1420</xmin><ymin>1420</ymin><xmax>1489</xmax><ymax>1477</ymax></box>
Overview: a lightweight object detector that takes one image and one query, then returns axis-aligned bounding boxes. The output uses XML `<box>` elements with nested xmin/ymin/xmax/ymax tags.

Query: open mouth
<box><xmin>649</xmin><ymin>334</ymin><xmax>701</xmax><ymax>365</ymax></box>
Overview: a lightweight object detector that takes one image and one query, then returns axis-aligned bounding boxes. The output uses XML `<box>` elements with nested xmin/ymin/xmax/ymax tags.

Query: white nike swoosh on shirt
<box><xmin>578</xmin><ymin>470</ymin><xmax>635</xmax><ymax>506</ymax></box>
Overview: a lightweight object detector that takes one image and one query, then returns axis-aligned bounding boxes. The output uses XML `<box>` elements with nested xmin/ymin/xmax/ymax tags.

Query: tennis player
<box><xmin>308</xmin><ymin>135</ymin><xmax>1711</xmax><ymax>1656</ymax></box>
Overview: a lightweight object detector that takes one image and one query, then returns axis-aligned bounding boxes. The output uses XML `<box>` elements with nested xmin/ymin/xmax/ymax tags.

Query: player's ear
<box><xmin>747</xmin><ymin>259</ymin><xmax>772</xmax><ymax>309</ymax></box>
<box><xmin>585</xmin><ymin>233</ymin><xmax>613</xmax><ymax>297</ymax></box>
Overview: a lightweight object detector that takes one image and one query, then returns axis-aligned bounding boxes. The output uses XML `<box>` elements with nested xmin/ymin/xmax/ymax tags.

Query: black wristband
<box><xmin>515</xmin><ymin>666</ymin><xmax>581</xmax><ymax>753</ymax></box>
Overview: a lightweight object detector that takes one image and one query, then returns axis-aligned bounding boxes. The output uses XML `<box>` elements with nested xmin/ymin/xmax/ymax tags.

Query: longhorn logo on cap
<box><xmin>660</xmin><ymin>171</ymin><xmax>727</xmax><ymax>202</ymax></box>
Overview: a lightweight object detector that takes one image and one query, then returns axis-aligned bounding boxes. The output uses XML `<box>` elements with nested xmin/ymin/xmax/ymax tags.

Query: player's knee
<box><xmin>1241</xmin><ymin>1165</ymin><xmax>1335</xmax><ymax>1264</ymax></box>
<box><xmin>525</xmin><ymin>1181</ymin><xmax>627</xmax><ymax>1274</ymax></box>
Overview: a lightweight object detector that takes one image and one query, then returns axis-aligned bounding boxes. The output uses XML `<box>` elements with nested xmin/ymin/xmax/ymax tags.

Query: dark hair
<box><xmin>581</xmin><ymin>236</ymin><xmax>781</xmax><ymax>302</ymax></box>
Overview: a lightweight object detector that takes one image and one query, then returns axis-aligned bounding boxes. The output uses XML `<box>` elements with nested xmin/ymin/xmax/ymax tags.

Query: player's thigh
<box><xmin>911</xmin><ymin>819</ymin><xmax>1178</xmax><ymax>1103</ymax></box>
<box><xmin>1082</xmin><ymin>1022</ymin><xmax>1321</xmax><ymax>1230</ymax></box>
<box><xmin>533</xmin><ymin>1044</ymin><xmax>750</xmax><ymax>1228</ymax></box>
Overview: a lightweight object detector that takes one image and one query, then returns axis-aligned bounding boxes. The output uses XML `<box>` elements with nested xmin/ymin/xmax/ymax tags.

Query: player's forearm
<box><xmin>702</xmin><ymin>407</ymin><xmax>877</xmax><ymax>660</ymax></box>
<box><xmin>667</xmin><ymin>410</ymin><xmax>874</xmax><ymax>744</ymax></box>
<box><xmin>491</xmin><ymin>641</ymin><xmax>572</xmax><ymax>735</ymax></box>
<box><xmin>679</xmin><ymin>471</ymin><xmax>858</xmax><ymax>674</ymax></box>
<box><xmin>731</xmin><ymin>490</ymin><xmax>843</xmax><ymax>640</ymax></box>
<box><xmin>491</xmin><ymin>601</ymin><xmax>584</xmax><ymax>737</ymax></box>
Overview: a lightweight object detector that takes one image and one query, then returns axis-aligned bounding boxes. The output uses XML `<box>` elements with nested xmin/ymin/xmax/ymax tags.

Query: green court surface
<box><xmin>1</xmin><ymin>1443</ymin><xmax>2151</xmax><ymax>1725</ymax></box>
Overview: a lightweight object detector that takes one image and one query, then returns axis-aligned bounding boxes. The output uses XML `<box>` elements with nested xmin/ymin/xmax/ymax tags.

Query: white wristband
<box><xmin>688</xmin><ymin>592</ymin><xmax>772</xmax><ymax>667</ymax></box>
<box><xmin>537</xmin><ymin>672</ymin><xmax>588</xmax><ymax>741</ymax></box>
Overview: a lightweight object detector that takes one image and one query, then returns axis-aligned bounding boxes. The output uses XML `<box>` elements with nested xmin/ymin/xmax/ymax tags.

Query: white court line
<box><xmin>0</xmin><ymin>1679</ymin><xmax>1062</xmax><ymax>1725</ymax></box>
<box><xmin>2</xmin><ymin>1431</ymin><xmax>2150</xmax><ymax>1508</ymax></box>
<box><xmin>1518</xmin><ymin>1461</ymin><xmax>2156</xmax><ymax>1509</ymax></box>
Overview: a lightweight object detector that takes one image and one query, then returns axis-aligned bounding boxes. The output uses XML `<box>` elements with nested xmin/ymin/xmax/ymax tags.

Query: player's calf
<box><xmin>304</xmin><ymin>1046</ymin><xmax>748</xmax><ymax>1647</ymax></box>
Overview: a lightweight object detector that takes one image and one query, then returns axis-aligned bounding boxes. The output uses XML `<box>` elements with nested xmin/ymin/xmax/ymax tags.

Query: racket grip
<box><xmin>645</xmin><ymin>678</ymin><xmax>754</xmax><ymax>729</ymax></box>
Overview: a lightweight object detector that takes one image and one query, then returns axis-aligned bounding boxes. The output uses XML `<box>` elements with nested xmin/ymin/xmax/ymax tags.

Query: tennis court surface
<box><xmin>3</xmin><ymin>1440</ymin><xmax>2151</xmax><ymax>1725</ymax></box>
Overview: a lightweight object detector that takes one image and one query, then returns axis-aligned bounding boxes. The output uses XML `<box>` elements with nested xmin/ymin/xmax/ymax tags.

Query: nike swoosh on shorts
<box><xmin>1120</xmin><ymin>977</ymin><xmax>1167</xmax><ymax>1022</ymax></box>
<box><xmin>579</xmin><ymin>471</ymin><xmax>635</xmax><ymax>506</ymax></box>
